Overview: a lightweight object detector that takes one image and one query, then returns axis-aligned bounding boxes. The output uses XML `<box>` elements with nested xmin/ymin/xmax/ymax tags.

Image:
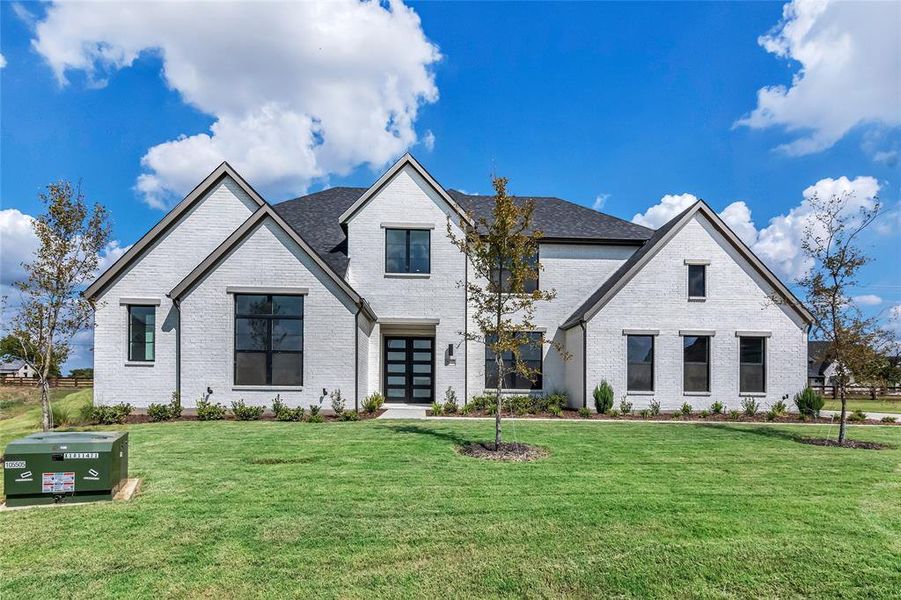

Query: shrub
<box><xmin>794</xmin><ymin>387</ymin><xmax>825</xmax><ymax>418</ymax></box>
<box><xmin>578</xmin><ymin>407</ymin><xmax>591</xmax><ymax>418</ymax></box>
<box><xmin>272</xmin><ymin>395</ymin><xmax>305</xmax><ymax>421</ymax></box>
<box><xmin>340</xmin><ymin>410</ymin><xmax>360</xmax><ymax>422</ymax></box>
<box><xmin>431</xmin><ymin>401</ymin><xmax>443</xmax><ymax>415</ymax></box>
<box><xmin>608</xmin><ymin>409</ymin><xmax>620</xmax><ymax>418</ymax></box>
<box><xmin>593</xmin><ymin>380</ymin><xmax>614</xmax><ymax>414</ymax></box>
<box><xmin>619</xmin><ymin>397</ymin><xmax>633</xmax><ymax>415</ymax></box>
<box><xmin>710</xmin><ymin>400</ymin><xmax>724</xmax><ymax>415</ymax></box>
<box><xmin>231</xmin><ymin>400</ymin><xmax>264</xmax><ymax>421</ymax></box>
<box><xmin>639</xmin><ymin>408</ymin><xmax>650</xmax><ymax>419</ymax></box>
<box><xmin>680</xmin><ymin>402</ymin><xmax>693</xmax><ymax>416</ymax></box>
<box><xmin>648</xmin><ymin>399</ymin><xmax>661</xmax><ymax>416</ymax></box>
<box><xmin>766</xmin><ymin>410</ymin><xmax>777</xmax><ymax>421</ymax></box>
<box><xmin>329</xmin><ymin>389</ymin><xmax>345</xmax><ymax>416</ymax></box>
<box><xmin>460</xmin><ymin>403</ymin><xmax>473</xmax><ymax>415</ymax></box>
<box><xmin>881</xmin><ymin>415</ymin><xmax>897</xmax><ymax>423</ymax></box>
<box><xmin>148</xmin><ymin>391</ymin><xmax>183</xmax><ymax>422</ymax></box>
<box><xmin>196</xmin><ymin>397</ymin><xmax>227</xmax><ymax>421</ymax></box>
<box><xmin>50</xmin><ymin>403</ymin><xmax>70</xmax><ymax>428</ymax></box>
<box><xmin>771</xmin><ymin>399</ymin><xmax>788</xmax><ymax>417</ymax></box>
<box><xmin>728</xmin><ymin>409</ymin><xmax>741</xmax><ymax>421</ymax></box>
<box><xmin>443</xmin><ymin>387</ymin><xmax>459</xmax><ymax>414</ymax></box>
<box><xmin>307</xmin><ymin>405</ymin><xmax>324</xmax><ymax>423</ymax></box>
<box><xmin>88</xmin><ymin>403</ymin><xmax>133</xmax><ymax>425</ymax></box>
<box><xmin>548</xmin><ymin>404</ymin><xmax>563</xmax><ymax>417</ymax></box>
<box><xmin>741</xmin><ymin>396</ymin><xmax>759</xmax><ymax>416</ymax></box>
<box><xmin>700</xmin><ymin>409</ymin><xmax>710</xmax><ymax>418</ymax></box>
<box><xmin>847</xmin><ymin>409</ymin><xmax>867</xmax><ymax>422</ymax></box>
<box><xmin>503</xmin><ymin>395</ymin><xmax>531</xmax><ymax>415</ymax></box>
<box><xmin>469</xmin><ymin>394</ymin><xmax>493</xmax><ymax>412</ymax></box>
<box><xmin>544</xmin><ymin>391</ymin><xmax>568</xmax><ymax>412</ymax></box>
<box><xmin>362</xmin><ymin>392</ymin><xmax>385</xmax><ymax>414</ymax></box>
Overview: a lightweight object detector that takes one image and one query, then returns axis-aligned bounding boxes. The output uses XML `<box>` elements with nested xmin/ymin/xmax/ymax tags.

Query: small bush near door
<box><xmin>362</xmin><ymin>393</ymin><xmax>385</xmax><ymax>414</ymax></box>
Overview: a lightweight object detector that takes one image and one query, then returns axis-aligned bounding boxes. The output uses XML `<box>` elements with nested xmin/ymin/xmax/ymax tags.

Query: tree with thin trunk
<box><xmin>795</xmin><ymin>191</ymin><xmax>886</xmax><ymax>443</ymax></box>
<box><xmin>448</xmin><ymin>176</ymin><xmax>567</xmax><ymax>450</ymax></box>
<box><xmin>3</xmin><ymin>181</ymin><xmax>110</xmax><ymax>431</ymax></box>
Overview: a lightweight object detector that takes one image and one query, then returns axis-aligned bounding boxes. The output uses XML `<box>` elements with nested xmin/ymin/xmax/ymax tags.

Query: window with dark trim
<box><xmin>127</xmin><ymin>305</ymin><xmax>155</xmax><ymax>362</ymax></box>
<box><xmin>234</xmin><ymin>294</ymin><xmax>303</xmax><ymax>386</ymax></box>
<box><xmin>739</xmin><ymin>336</ymin><xmax>766</xmax><ymax>393</ymax></box>
<box><xmin>484</xmin><ymin>332</ymin><xmax>543</xmax><ymax>390</ymax></box>
<box><xmin>491</xmin><ymin>250</ymin><xmax>539</xmax><ymax>293</ymax></box>
<box><xmin>627</xmin><ymin>335</ymin><xmax>654</xmax><ymax>391</ymax></box>
<box><xmin>385</xmin><ymin>228</ymin><xmax>430</xmax><ymax>274</ymax></box>
<box><xmin>688</xmin><ymin>264</ymin><xmax>706</xmax><ymax>298</ymax></box>
<box><xmin>683</xmin><ymin>335</ymin><xmax>710</xmax><ymax>392</ymax></box>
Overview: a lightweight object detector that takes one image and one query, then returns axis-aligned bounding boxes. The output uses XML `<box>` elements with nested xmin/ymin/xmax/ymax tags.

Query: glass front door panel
<box><xmin>384</xmin><ymin>337</ymin><xmax>434</xmax><ymax>403</ymax></box>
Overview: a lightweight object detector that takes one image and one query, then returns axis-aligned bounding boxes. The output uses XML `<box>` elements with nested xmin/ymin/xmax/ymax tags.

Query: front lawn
<box><xmin>823</xmin><ymin>397</ymin><xmax>901</xmax><ymax>414</ymax></box>
<box><xmin>1</xmin><ymin>418</ymin><xmax>899</xmax><ymax>598</ymax></box>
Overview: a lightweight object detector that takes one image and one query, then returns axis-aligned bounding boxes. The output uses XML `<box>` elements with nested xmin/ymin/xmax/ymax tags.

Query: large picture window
<box><xmin>234</xmin><ymin>294</ymin><xmax>303</xmax><ymax>386</ymax></box>
<box><xmin>485</xmin><ymin>332</ymin><xmax>543</xmax><ymax>390</ymax></box>
<box><xmin>127</xmin><ymin>305</ymin><xmax>155</xmax><ymax>362</ymax></box>
<box><xmin>385</xmin><ymin>228</ymin><xmax>430</xmax><ymax>274</ymax></box>
<box><xmin>739</xmin><ymin>336</ymin><xmax>766</xmax><ymax>393</ymax></box>
<box><xmin>627</xmin><ymin>335</ymin><xmax>654</xmax><ymax>392</ymax></box>
<box><xmin>683</xmin><ymin>335</ymin><xmax>710</xmax><ymax>392</ymax></box>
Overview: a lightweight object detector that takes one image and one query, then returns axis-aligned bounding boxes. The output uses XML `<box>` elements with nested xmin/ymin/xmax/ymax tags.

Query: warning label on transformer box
<box><xmin>42</xmin><ymin>472</ymin><xmax>75</xmax><ymax>493</ymax></box>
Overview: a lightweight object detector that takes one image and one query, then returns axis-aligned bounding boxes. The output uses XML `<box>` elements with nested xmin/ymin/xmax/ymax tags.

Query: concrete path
<box><xmin>378</xmin><ymin>404</ymin><xmax>428</xmax><ymax>419</ymax></box>
<box><xmin>822</xmin><ymin>409</ymin><xmax>897</xmax><ymax>422</ymax></box>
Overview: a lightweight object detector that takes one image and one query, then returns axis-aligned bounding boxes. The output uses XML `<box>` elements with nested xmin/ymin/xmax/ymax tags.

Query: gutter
<box><xmin>354</xmin><ymin>302</ymin><xmax>362</xmax><ymax>413</ymax></box>
<box><xmin>579</xmin><ymin>320</ymin><xmax>588</xmax><ymax>409</ymax></box>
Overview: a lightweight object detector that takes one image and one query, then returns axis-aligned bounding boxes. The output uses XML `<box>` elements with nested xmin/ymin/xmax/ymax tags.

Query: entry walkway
<box><xmin>378</xmin><ymin>403</ymin><xmax>428</xmax><ymax>419</ymax></box>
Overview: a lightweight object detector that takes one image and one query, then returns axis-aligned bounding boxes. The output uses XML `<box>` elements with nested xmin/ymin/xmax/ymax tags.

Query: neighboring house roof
<box><xmin>561</xmin><ymin>200</ymin><xmax>814</xmax><ymax>329</ymax></box>
<box><xmin>168</xmin><ymin>204</ymin><xmax>377</xmax><ymax>321</ymax></box>
<box><xmin>0</xmin><ymin>359</ymin><xmax>27</xmax><ymax>374</ymax></box>
<box><xmin>85</xmin><ymin>162</ymin><xmax>268</xmax><ymax>301</ymax></box>
<box><xmin>808</xmin><ymin>340</ymin><xmax>833</xmax><ymax>378</ymax></box>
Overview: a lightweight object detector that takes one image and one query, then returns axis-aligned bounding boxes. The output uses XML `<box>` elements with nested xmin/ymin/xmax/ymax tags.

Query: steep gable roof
<box><xmin>338</xmin><ymin>153</ymin><xmax>474</xmax><ymax>226</ymax></box>
<box><xmin>84</xmin><ymin>162</ymin><xmax>267</xmax><ymax>300</ymax></box>
<box><xmin>561</xmin><ymin>201</ymin><xmax>813</xmax><ymax>329</ymax></box>
<box><xmin>168</xmin><ymin>204</ymin><xmax>377</xmax><ymax>321</ymax></box>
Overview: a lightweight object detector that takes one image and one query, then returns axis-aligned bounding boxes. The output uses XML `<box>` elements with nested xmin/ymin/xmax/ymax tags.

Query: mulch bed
<box><xmin>123</xmin><ymin>409</ymin><xmax>385</xmax><ymax>424</ymax></box>
<box><xmin>429</xmin><ymin>409</ymin><xmax>898</xmax><ymax>425</ymax></box>
<box><xmin>456</xmin><ymin>441</ymin><xmax>548</xmax><ymax>462</ymax></box>
<box><xmin>797</xmin><ymin>438</ymin><xmax>894</xmax><ymax>450</ymax></box>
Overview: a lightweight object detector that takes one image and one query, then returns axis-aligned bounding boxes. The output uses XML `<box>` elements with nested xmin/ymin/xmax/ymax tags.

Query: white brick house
<box><xmin>85</xmin><ymin>154</ymin><xmax>812</xmax><ymax>411</ymax></box>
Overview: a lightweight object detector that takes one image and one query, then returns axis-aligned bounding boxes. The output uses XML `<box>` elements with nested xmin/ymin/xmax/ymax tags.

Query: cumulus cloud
<box><xmin>735</xmin><ymin>0</ymin><xmax>901</xmax><ymax>156</ymax></box>
<box><xmin>31</xmin><ymin>0</ymin><xmax>441</xmax><ymax>209</ymax></box>
<box><xmin>852</xmin><ymin>294</ymin><xmax>882</xmax><ymax>306</ymax></box>
<box><xmin>592</xmin><ymin>194</ymin><xmax>611</xmax><ymax>212</ymax></box>
<box><xmin>633</xmin><ymin>176</ymin><xmax>883</xmax><ymax>281</ymax></box>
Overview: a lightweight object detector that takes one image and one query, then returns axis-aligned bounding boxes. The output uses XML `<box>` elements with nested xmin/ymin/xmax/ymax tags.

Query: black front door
<box><xmin>384</xmin><ymin>337</ymin><xmax>434</xmax><ymax>403</ymax></box>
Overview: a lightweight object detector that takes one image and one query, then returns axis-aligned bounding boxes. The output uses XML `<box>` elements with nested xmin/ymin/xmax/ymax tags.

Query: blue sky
<box><xmin>1</xmin><ymin>1</ymin><xmax>899</xmax><ymax>369</ymax></box>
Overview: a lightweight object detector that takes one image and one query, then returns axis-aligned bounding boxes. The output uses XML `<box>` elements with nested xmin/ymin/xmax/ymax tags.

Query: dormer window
<box><xmin>685</xmin><ymin>260</ymin><xmax>709</xmax><ymax>299</ymax></box>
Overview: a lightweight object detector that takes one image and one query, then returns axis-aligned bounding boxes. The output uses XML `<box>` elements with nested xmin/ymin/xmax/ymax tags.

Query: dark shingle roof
<box><xmin>808</xmin><ymin>340</ymin><xmax>833</xmax><ymax>378</ymax></box>
<box><xmin>561</xmin><ymin>202</ymin><xmax>696</xmax><ymax>328</ymax></box>
<box><xmin>274</xmin><ymin>187</ymin><xmax>655</xmax><ymax>277</ymax></box>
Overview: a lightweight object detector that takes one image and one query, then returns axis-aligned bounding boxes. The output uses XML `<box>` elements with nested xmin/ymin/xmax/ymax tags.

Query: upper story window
<box><xmin>385</xmin><ymin>228</ymin><xmax>430</xmax><ymax>274</ymax></box>
<box><xmin>683</xmin><ymin>335</ymin><xmax>710</xmax><ymax>392</ymax></box>
<box><xmin>739</xmin><ymin>336</ymin><xmax>766</xmax><ymax>393</ymax></box>
<box><xmin>485</xmin><ymin>332</ymin><xmax>543</xmax><ymax>390</ymax></box>
<box><xmin>491</xmin><ymin>251</ymin><xmax>539</xmax><ymax>293</ymax></box>
<box><xmin>234</xmin><ymin>294</ymin><xmax>304</xmax><ymax>386</ymax></box>
<box><xmin>626</xmin><ymin>335</ymin><xmax>654</xmax><ymax>392</ymax></box>
<box><xmin>688</xmin><ymin>264</ymin><xmax>706</xmax><ymax>299</ymax></box>
<box><xmin>127</xmin><ymin>305</ymin><xmax>155</xmax><ymax>362</ymax></box>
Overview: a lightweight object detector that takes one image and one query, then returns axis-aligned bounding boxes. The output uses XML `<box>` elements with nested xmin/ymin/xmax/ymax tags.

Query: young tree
<box><xmin>4</xmin><ymin>181</ymin><xmax>110</xmax><ymax>431</ymax></box>
<box><xmin>796</xmin><ymin>191</ymin><xmax>885</xmax><ymax>443</ymax></box>
<box><xmin>448</xmin><ymin>176</ymin><xmax>567</xmax><ymax>449</ymax></box>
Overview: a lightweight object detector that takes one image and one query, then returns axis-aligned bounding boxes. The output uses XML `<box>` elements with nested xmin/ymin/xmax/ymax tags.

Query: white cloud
<box><xmin>0</xmin><ymin>54</ymin><xmax>6</xmax><ymax>69</ymax></box>
<box><xmin>0</xmin><ymin>209</ymin><xmax>40</xmax><ymax>288</ymax></box>
<box><xmin>735</xmin><ymin>0</ymin><xmax>901</xmax><ymax>156</ymax></box>
<box><xmin>421</xmin><ymin>130</ymin><xmax>436</xmax><ymax>152</ymax></box>
<box><xmin>32</xmin><ymin>0</ymin><xmax>441</xmax><ymax>208</ymax></box>
<box><xmin>852</xmin><ymin>294</ymin><xmax>882</xmax><ymax>306</ymax></box>
<box><xmin>633</xmin><ymin>175</ymin><xmax>883</xmax><ymax>281</ymax></box>
<box><xmin>592</xmin><ymin>194</ymin><xmax>611</xmax><ymax>212</ymax></box>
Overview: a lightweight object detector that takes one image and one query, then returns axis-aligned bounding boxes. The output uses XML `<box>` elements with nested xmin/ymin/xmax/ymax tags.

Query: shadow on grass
<box><xmin>384</xmin><ymin>423</ymin><xmax>473</xmax><ymax>446</ymax></box>
<box><xmin>704</xmin><ymin>423</ymin><xmax>803</xmax><ymax>444</ymax></box>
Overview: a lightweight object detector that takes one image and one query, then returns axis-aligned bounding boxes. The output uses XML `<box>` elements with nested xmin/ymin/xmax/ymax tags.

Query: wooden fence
<box><xmin>0</xmin><ymin>376</ymin><xmax>93</xmax><ymax>388</ymax></box>
<box><xmin>809</xmin><ymin>384</ymin><xmax>900</xmax><ymax>398</ymax></box>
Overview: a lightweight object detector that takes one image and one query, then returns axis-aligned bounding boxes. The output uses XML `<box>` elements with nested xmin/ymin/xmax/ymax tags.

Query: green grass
<box><xmin>0</xmin><ymin>387</ymin><xmax>93</xmax><ymax>447</ymax></box>
<box><xmin>0</xmin><ymin>416</ymin><xmax>899</xmax><ymax>598</ymax></box>
<box><xmin>823</xmin><ymin>397</ymin><xmax>901</xmax><ymax>414</ymax></box>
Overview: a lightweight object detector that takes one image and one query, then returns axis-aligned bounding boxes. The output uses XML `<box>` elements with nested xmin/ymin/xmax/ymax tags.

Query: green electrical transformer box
<box><xmin>3</xmin><ymin>431</ymin><xmax>128</xmax><ymax>507</ymax></box>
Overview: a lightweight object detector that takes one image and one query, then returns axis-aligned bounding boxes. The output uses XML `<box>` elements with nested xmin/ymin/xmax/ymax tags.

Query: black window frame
<box><xmin>491</xmin><ymin>249</ymin><xmax>540</xmax><ymax>294</ymax></box>
<box><xmin>384</xmin><ymin>228</ymin><xmax>431</xmax><ymax>274</ymax></box>
<box><xmin>626</xmin><ymin>335</ymin><xmax>655</xmax><ymax>392</ymax></box>
<box><xmin>739</xmin><ymin>336</ymin><xmax>766</xmax><ymax>394</ymax></box>
<box><xmin>127</xmin><ymin>305</ymin><xmax>155</xmax><ymax>362</ymax></box>
<box><xmin>234</xmin><ymin>294</ymin><xmax>304</xmax><ymax>386</ymax></box>
<box><xmin>683</xmin><ymin>335</ymin><xmax>711</xmax><ymax>393</ymax></box>
<box><xmin>688</xmin><ymin>264</ymin><xmax>706</xmax><ymax>298</ymax></box>
<box><xmin>484</xmin><ymin>331</ymin><xmax>543</xmax><ymax>390</ymax></box>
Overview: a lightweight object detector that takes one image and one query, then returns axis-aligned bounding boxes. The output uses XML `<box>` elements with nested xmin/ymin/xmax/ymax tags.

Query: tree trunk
<box><xmin>838</xmin><ymin>386</ymin><xmax>846</xmax><ymax>444</ymax></box>
<box><xmin>40</xmin><ymin>377</ymin><xmax>51</xmax><ymax>432</ymax></box>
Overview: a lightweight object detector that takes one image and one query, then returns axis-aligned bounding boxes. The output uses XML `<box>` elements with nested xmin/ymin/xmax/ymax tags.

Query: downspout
<box><xmin>354</xmin><ymin>302</ymin><xmax>361</xmax><ymax>413</ymax></box>
<box><xmin>463</xmin><ymin>246</ymin><xmax>469</xmax><ymax>405</ymax></box>
<box><xmin>169</xmin><ymin>296</ymin><xmax>181</xmax><ymax>401</ymax></box>
<box><xmin>579</xmin><ymin>320</ymin><xmax>588</xmax><ymax>409</ymax></box>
